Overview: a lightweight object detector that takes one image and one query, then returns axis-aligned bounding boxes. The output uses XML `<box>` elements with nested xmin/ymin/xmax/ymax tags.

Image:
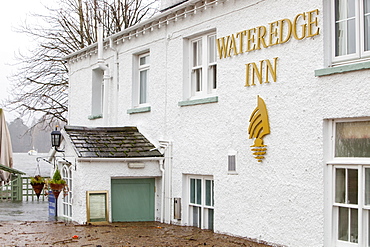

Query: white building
<box><xmin>56</xmin><ymin>0</ymin><xmax>370</xmax><ymax>246</ymax></box>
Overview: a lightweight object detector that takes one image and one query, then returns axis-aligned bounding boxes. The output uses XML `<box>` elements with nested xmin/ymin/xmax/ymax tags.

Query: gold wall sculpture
<box><xmin>248</xmin><ymin>96</ymin><xmax>270</xmax><ymax>162</ymax></box>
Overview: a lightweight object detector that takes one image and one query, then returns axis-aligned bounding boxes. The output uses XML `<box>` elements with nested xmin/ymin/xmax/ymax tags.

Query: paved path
<box><xmin>0</xmin><ymin>221</ymin><xmax>272</xmax><ymax>246</ymax></box>
<box><xmin>0</xmin><ymin>201</ymin><xmax>273</xmax><ymax>246</ymax></box>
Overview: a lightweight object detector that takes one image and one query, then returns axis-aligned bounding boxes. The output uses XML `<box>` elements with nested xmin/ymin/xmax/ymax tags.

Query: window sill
<box><xmin>227</xmin><ymin>171</ymin><xmax>238</xmax><ymax>175</ymax></box>
<box><xmin>178</xmin><ymin>96</ymin><xmax>218</xmax><ymax>107</ymax></box>
<box><xmin>127</xmin><ymin>106</ymin><xmax>151</xmax><ymax>114</ymax></box>
<box><xmin>88</xmin><ymin>114</ymin><xmax>103</xmax><ymax>120</ymax></box>
<box><xmin>315</xmin><ymin>61</ymin><xmax>370</xmax><ymax>77</ymax></box>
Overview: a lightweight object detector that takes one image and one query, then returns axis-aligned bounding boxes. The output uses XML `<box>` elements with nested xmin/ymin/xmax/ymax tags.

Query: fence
<box><xmin>0</xmin><ymin>176</ymin><xmax>50</xmax><ymax>201</ymax></box>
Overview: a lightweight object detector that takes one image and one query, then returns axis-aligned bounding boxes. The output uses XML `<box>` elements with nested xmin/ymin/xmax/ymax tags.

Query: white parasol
<box><xmin>0</xmin><ymin>109</ymin><xmax>13</xmax><ymax>183</ymax></box>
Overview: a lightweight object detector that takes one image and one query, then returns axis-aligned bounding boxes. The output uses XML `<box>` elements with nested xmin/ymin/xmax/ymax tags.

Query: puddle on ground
<box><xmin>0</xmin><ymin>201</ymin><xmax>48</xmax><ymax>221</ymax></box>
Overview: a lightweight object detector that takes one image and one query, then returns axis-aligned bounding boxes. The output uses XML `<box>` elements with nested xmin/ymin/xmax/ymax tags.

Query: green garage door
<box><xmin>111</xmin><ymin>178</ymin><xmax>155</xmax><ymax>222</ymax></box>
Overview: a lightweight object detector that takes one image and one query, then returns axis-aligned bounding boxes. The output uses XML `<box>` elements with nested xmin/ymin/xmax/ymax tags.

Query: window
<box><xmin>332</xmin><ymin>0</ymin><xmax>370</xmax><ymax>63</ymax></box>
<box><xmin>62</xmin><ymin>165</ymin><xmax>72</xmax><ymax>219</ymax></box>
<box><xmin>228</xmin><ymin>149</ymin><xmax>237</xmax><ymax>173</ymax></box>
<box><xmin>90</xmin><ymin>68</ymin><xmax>104</xmax><ymax>118</ymax></box>
<box><xmin>189</xmin><ymin>33</ymin><xmax>217</xmax><ymax>98</ymax></box>
<box><xmin>326</xmin><ymin>120</ymin><xmax>370</xmax><ymax>246</ymax></box>
<box><xmin>188</xmin><ymin>176</ymin><xmax>214</xmax><ymax>230</ymax></box>
<box><xmin>133</xmin><ymin>52</ymin><xmax>150</xmax><ymax>107</ymax></box>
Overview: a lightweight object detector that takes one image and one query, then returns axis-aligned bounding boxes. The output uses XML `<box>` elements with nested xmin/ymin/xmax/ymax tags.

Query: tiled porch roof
<box><xmin>64</xmin><ymin>126</ymin><xmax>163</xmax><ymax>158</ymax></box>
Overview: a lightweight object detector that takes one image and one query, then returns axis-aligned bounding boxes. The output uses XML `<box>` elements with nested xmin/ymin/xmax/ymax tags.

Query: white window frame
<box><xmin>331</xmin><ymin>0</ymin><xmax>370</xmax><ymax>65</ymax></box>
<box><xmin>188</xmin><ymin>33</ymin><xmax>217</xmax><ymax>99</ymax></box>
<box><xmin>91</xmin><ymin>68</ymin><xmax>104</xmax><ymax>116</ymax></box>
<box><xmin>132</xmin><ymin>51</ymin><xmax>150</xmax><ymax>108</ymax></box>
<box><xmin>62</xmin><ymin>164</ymin><xmax>72</xmax><ymax>219</ymax></box>
<box><xmin>184</xmin><ymin>175</ymin><xmax>214</xmax><ymax>230</ymax></box>
<box><xmin>324</xmin><ymin>118</ymin><xmax>370</xmax><ymax>247</ymax></box>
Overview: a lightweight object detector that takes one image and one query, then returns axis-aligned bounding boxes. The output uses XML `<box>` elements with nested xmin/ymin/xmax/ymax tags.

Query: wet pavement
<box><xmin>0</xmin><ymin>201</ymin><xmax>273</xmax><ymax>246</ymax></box>
<box><xmin>0</xmin><ymin>201</ymin><xmax>49</xmax><ymax>221</ymax></box>
<box><xmin>0</xmin><ymin>221</ymin><xmax>272</xmax><ymax>246</ymax></box>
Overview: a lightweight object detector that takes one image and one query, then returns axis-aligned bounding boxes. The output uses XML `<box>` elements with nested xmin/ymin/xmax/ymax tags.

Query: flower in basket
<box><xmin>48</xmin><ymin>169</ymin><xmax>67</xmax><ymax>199</ymax></box>
<box><xmin>30</xmin><ymin>175</ymin><xmax>46</xmax><ymax>185</ymax></box>
<box><xmin>30</xmin><ymin>175</ymin><xmax>46</xmax><ymax>199</ymax></box>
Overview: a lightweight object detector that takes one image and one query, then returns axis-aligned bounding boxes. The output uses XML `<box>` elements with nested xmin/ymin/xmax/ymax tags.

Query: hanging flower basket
<box><xmin>49</xmin><ymin>183</ymin><xmax>66</xmax><ymax>199</ymax></box>
<box><xmin>30</xmin><ymin>175</ymin><xmax>46</xmax><ymax>199</ymax></box>
<box><xmin>47</xmin><ymin>169</ymin><xmax>67</xmax><ymax>199</ymax></box>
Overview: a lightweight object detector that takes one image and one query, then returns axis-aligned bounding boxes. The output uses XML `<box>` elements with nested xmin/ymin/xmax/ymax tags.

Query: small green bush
<box><xmin>30</xmin><ymin>175</ymin><xmax>45</xmax><ymax>184</ymax></box>
<box><xmin>49</xmin><ymin>169</ymin><xmax>66</xmax><ymax>184</ymax></box>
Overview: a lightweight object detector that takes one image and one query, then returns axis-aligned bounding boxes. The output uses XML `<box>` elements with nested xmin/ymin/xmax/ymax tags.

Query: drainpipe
<box><xmin>97</xmin><ymin>24</ymin><xmax>110</xmax><ymax>125</ymax></box>
<box><xmin>159</xmin><ymin>141</ymin><xmax>172</xmax><ymax>224</ymax></box>
<box><xmin>159</xmin><ymin>159</ymin><xmax>165</xmax><ymax>223</ymax></box>
<box><xmin>109</xmin><ymin>37</ymin><xmax>119</xmax><ymax>126</ymax></box>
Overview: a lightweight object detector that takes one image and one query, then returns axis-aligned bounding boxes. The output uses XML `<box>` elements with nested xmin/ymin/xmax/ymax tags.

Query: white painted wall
<box><xmin>65</xmin><ymin>0</ymin><xmax>370</xmax><ymax>246</ymax></box>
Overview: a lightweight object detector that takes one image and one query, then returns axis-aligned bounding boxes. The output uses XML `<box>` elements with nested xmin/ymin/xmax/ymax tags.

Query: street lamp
<box><xmin>51</xmin><ymin>127</ymin><xmax>64</xmax><ymax>152</ymax></box>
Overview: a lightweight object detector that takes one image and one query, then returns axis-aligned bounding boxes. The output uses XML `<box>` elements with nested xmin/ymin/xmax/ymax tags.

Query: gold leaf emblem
<box><xmin>248</xmin><ymin>96</ymin><xmax>270</xmax><ymax>162</ymax></box>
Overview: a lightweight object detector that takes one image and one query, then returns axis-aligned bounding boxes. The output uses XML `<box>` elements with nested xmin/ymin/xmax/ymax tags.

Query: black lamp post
<box><xmin>51</xmin><ymin>127</ymin><xmax>64</xmax><ymax>152</ymax></box>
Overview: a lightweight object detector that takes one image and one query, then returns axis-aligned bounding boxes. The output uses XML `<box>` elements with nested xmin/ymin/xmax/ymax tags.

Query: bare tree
<box><xmin>4</xmin><ymin>0</ymin><xmax>159</xmax><ymax>127</ymax></box>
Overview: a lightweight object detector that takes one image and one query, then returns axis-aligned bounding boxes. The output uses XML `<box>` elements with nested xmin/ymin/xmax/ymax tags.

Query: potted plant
<box><xmin>30</xmin><ymin>175</ymin><xmax>46</xmax><ymax>199</ymax></box>
<box><xmin>48</xmin><ymin>169</ymin><xmax>66</xmax><ymax>199</ymax></box>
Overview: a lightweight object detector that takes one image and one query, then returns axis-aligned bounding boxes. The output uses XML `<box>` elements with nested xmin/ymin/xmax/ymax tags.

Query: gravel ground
<box><xmin>0</xmin><ymin>221</ymin><xmax>273</xmax><ymax>246</ymax></box>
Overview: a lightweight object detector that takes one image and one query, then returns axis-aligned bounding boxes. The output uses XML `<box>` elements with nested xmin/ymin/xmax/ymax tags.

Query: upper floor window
<box><xmin>189</xmin><ymin>33</ymin><xmax>217</xmax><ymax>98</ymax></box>
<box><xmin>332</xmin><ymin>0</ymin><xmax>370</xmax><ymax>63</ymax></box>
<box><xmin>138</xmin><ymin>53</ymin><xmax>150</xmax><ymax>105</ymax></box>
<box><xmin>91</xmin><ymin>68</ymin><xmax>104</xmax><ymax>118</ymax></box>
<box><xmin>132</xmin><ymin>52</ymin><xmax>150</xmax><ymax>108</ymax></box>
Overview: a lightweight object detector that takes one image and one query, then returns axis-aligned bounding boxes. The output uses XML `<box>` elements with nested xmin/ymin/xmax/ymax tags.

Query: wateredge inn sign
<box><xmin>216</xmin><ymin>9</ymin><xmax>320</xmax><ymax>87</ymax></box>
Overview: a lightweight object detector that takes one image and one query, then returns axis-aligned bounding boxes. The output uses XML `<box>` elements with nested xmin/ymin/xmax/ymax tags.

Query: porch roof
<box><xmin>64</xmin><ymin>126</ymin><xmax>163</xmax><ymax>158</ymax></box>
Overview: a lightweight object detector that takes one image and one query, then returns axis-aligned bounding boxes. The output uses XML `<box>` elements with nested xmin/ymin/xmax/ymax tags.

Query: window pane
<box><xmin>348</xmin><ymin>0</ymin><xmax>356</xmax><ymax>18</ymax></box>
<box><xmin>335</xmin><ymin>121</ymin><xmax>370</xmax><ymax>157</ymax></box>
<box><xmin>336</xmin><ymin>168</ymin><xmax>346</xmax><ymax>203</ymax></box>
<box><xmin>193</xmin><ymin>40</ymin><xmax>202</xmax><ymax>67</ymax></box>
<box><xmin>365</xmin><ymin>0</ymin><xmax>370</xmax><ymax>51</ymax></box>
<box><xmin>335</xmin><ymin>21</ymin><xmax>347</xmax><ymax>56</ymax></box>
<box><xmin>347</xmin><ymin>19</ymin><xmax>356</xmax><ymax>54</ymax></box>
<box><xmin>193</xmin><ymin>68</ymin><xmax>202</xmax><ymax>92</ymax></box>
<box><xmin>192</xmin><ymin>206</ymin><xmax>200</xmax><ymax>227</ymax></box>
<box><xmin>336</xmin><ymin>0</ymin><xmax>347</xmax><ymax>21</ymax></box>
<box><xmin>350</xmin><ymin>208</ymin><xmax>358</xmax><ymax>243</ymax></box>
<box><xmin>208</xmin><ymin>65</ymin><xmax>217</xmax><ymax>90</ymax></box>
<box><xmin>208</xmin><ymin>35</ymin><xmax>216</xmax><ymax>63</ymax></box>
<box><xmin>206</xmin><ymin>180</ymin><xmax>212</xmax><ymax>206</ymax></box>
<box><xmin>366</xmin><ymin>168</ymin><xmax>370</xmax><ymax>205</ymax></box>
<box><xmin>140</xmin><ymin>55</ymin><xmax>149</xmax><ymax>66</ymax></box>
<box><xmin>339</xmin><ymin>207</ymin><xmax>349</xmax><ymax>241</ymax></box>
<box><xmin>208</xmin><ymin>209</ymin><xmax>214</xmax><ymax>230</ymax></box>
<box><xmin>190</xmin><ymin>179</ymin><xmax>195</xmax><ymax>204</ymax></box>
<box><xmin>196</xmin><ymin>179</ymin><xmax>201</xmax><ymax>205</ymax></box>
<box><xmin>348</xmin><ymin>169</ymin><xmax>358</xmax><ymax>204</ymax></box>
<box><xmin>366</xmin><ymin>0</ymin><xmax>370</xmax><ymax>12</ymax></box>
<box><xmin>139</xmin><ymin>70</ymin><xmax>147</xmax><ymax>104</ymax></box>
<box><xmin>365</xmin><ymin>15</ymin><xmax>370</xmax><ymax>51</ymax></box>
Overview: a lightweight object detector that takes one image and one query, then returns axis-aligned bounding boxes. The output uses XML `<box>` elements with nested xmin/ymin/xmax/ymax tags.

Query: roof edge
<box><xmin>64</xmin><ymin>0</ymin><xmax>224</xmax><ymax>61</ymax></box>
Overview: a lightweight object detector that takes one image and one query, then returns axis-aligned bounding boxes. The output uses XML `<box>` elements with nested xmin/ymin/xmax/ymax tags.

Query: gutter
<box><xmin>77</xmin><ymin>157</ymin><xmax>164</xmax><ymax>163</ymax></box>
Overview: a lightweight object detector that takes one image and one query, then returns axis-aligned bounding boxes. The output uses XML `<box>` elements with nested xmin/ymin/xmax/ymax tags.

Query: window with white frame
<box><xmin>133</xmin><ymin>52</ymin><xmax>150</xmax><ymax>107</ymax></box>
<box><xmin>188</xmin><ymin>176</ymin><xmax>214</xmax><ymax>230</ymax></box>
<box><xmin>327</xmin><ymin>119</ymin><xmax>370</xmax><ymax>246</ymax></box>
<box><xmin>332</xmin><ymin>0</ymin><xmax>370</xmax><ymax>63</ymax></box>
<box><xmin>91</xmin><ymin>68</ymin><xmax>104</xmax><ymax>118</ymax></box>
<box><xmin>62</xmin><ymin>165</ymin><xmax>72</xmax><ymax>219</ymax></box>
<box><xmin>189</xmin><ymin>33</ymin><xmax>217</xmax><ymax>98</ymax></box>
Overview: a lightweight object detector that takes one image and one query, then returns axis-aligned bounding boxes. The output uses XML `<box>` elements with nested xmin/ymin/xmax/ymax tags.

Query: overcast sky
<box><xmin>0</xmin><ymin>0</ymin><xmax>50</xmax><ymax>121</ymax></box>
